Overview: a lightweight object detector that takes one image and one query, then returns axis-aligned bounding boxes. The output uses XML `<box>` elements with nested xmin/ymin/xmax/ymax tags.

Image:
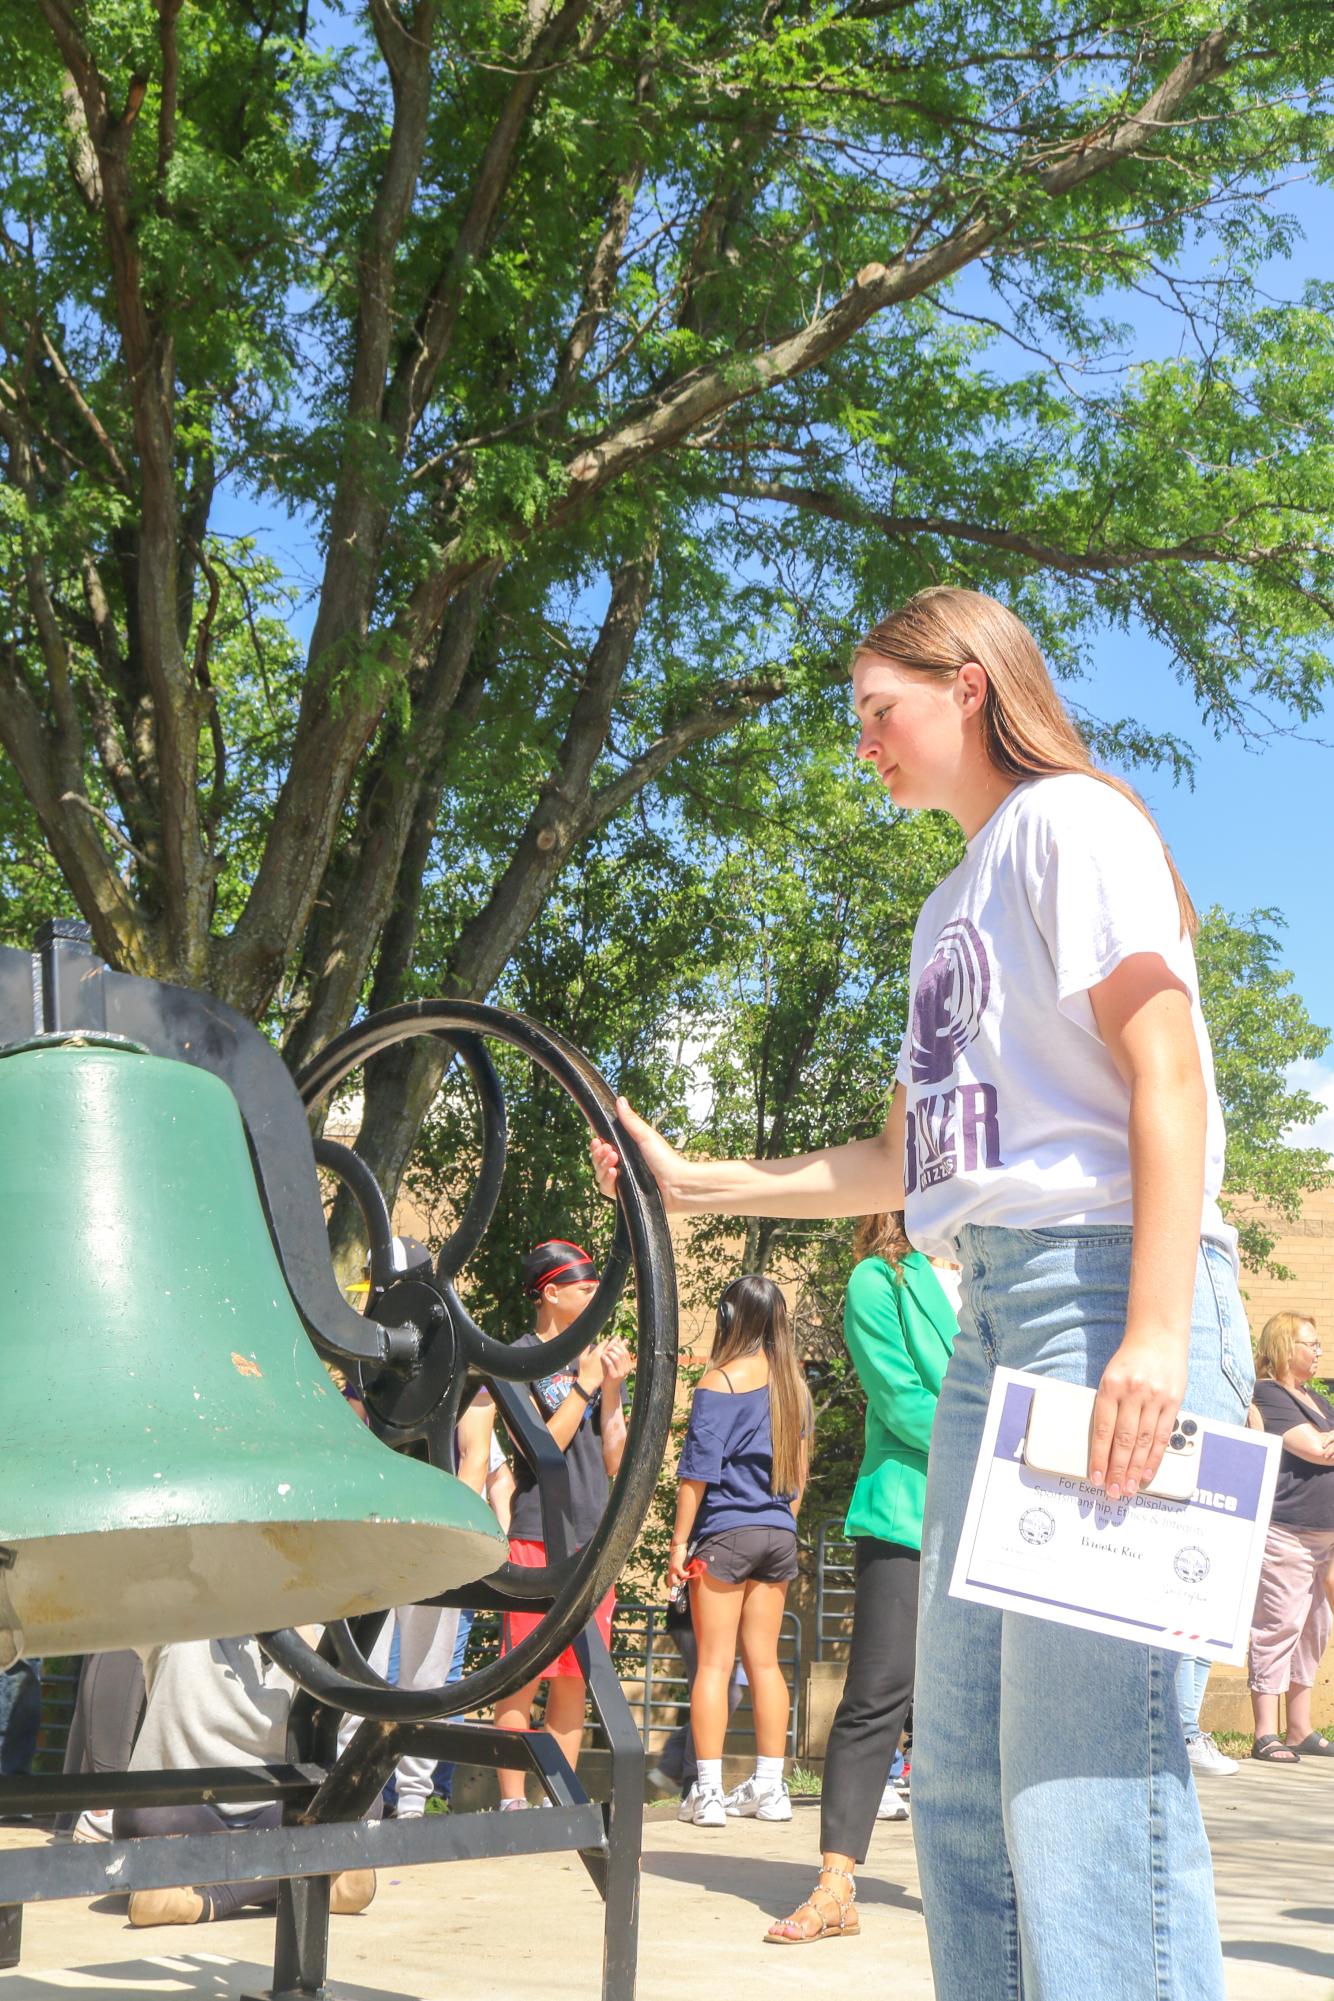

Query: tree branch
<box><xmin>39</xmin><ymin>328</ymin><xmax>130</xmax><ymax>488</ymax></box>
<box><xmin>346</xmin><ymin>638</ymin><xmax>792</xmax><ymax>1231</ymax></box>
<box><xmin>0</xmin><ymin>646</ymin><xmax>154</xmax><ymax>970</ymax></box>
<box><xmin>61</xmin><ymin>789</ymin><xmax>152</xmax><ymax>871</ymax></box>
<box><xmin>444</xmin><ymin>537</ymin><xmax>660</xmax><ymax>996</ymax></box>
<box><xmin>344</xmin><ymin>535</ymin><xmax>660</xmax><ymax>1222</ymax></box>
<box><xmin>291</xmin><ymin>0</ymin><xmax>438</xmax><ymax>655</ymax></box>
<box><xmin>718</xmin><ymin>478</ymin><xmax>1323</xmax><ymax>577</ymax></box>
<box><xmin>550</xmin><ymin>75</ymin><xmax>648</xmax><ymax>407</ymax></box>
<box><xmin>577</xmin><ymin>672</ymin><xmax>789</xmax><ymax>834</ymax></box>
<box><xmin>157</xmin><ymin>0</ymin><xmax>183</xmax><ymax>193</ymax></box>
<box><xmin>218</xmin><ymin>2</ymin><xmax>444</xmax><ymax>1016</ymax></box>
<box><xmin>188</xmin><ymin>538</ymin><xmax>226</xmax><ymax>851</ymax></box>
<box><xmin>77</xmin><ymin>551</ymin><xmax>160</xmax><ymax>855</ymax></box>
<box><xmin>397</xmin><ymin>28</ymin><xmax>1237</xmax><ymax>629</ymax></box>
<box><xmin>0</xmin><ymin>393</ymin><xmax>84</xmax><ymax>794</ymax></box>
<box><xmin>1039</xmin><ymin>30</ymin><xmax>1233</xmax><ymax>196</ymax></box>
<box><xmin>278</xmin><ymin>572</ymin><xmax>494</xmax><ymax>1071</ymax></box>
<box><xmin>385</xmin><ymin>0</ymin><xmax>607</xmax><ymax>446</ymax></box>
<box><xmin>367</xmin><ymin>645</ymin><xmax>496</xmax><ymax>1018</ymax></box>
<box><xmin>38</xmin><ymin>0</ymin><xmax>207</xmax><ymax>977</ymax></box>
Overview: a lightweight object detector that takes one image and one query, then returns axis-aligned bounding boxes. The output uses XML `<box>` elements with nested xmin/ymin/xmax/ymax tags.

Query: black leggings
<box><xmin>819</xmin><ymin>1537</ymin><xmax>919</xmax><ymax>1864</ymax></box>
<box><xmin>113</xmin><ymin>1803</ymin><xmax>282</xmax><ymax>1919</ymax></box>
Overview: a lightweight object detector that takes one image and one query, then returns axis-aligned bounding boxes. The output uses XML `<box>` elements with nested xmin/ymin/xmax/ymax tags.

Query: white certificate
<box><xmin>948</xmin><ymin>1368</ymin><xmax>1281</xmax><ymax>1664</ymax></box>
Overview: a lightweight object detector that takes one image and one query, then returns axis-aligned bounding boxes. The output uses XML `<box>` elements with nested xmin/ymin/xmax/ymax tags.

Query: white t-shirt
<box><xmin>895</xmin><ymin>774</ymin><xmax>1236</xmax><ymax>1266</ymax></box>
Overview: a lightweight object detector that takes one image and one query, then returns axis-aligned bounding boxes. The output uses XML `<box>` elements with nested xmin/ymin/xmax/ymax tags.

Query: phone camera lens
<box><xmin>1169</xmin><ymin>1432</ymin><xmax>1187</xmax><ymax>1451</ymax></box>
<box><xmin>1180</xmin><ymin>1419</ymin><xmax>1198</xmax><ymax>1437</ymax></box>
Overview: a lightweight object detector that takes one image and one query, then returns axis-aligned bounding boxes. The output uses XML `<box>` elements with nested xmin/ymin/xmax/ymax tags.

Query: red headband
<box><xmin>525</xmin><ymin>1240</ymin><xmax>599</xmax><ymax>1293</ymax></box>
<box><xmin>537</xmin><ymin>1254</ymin><xmax>595</xmax><ymax>1287</ymax></box>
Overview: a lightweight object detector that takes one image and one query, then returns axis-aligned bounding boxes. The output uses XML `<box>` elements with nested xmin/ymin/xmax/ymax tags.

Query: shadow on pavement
<box><xmin>643</xmin><ymin>1848</ymin><xmax>923</xmax><ymax>1917</ymax></box>
<box><xmin>0</xmin><ymin>1952</ymin><xmax>418</xmax><ymax>1999</ymax></box>
<box><xmin>1222</xmin><ymin>1938</ymin><xmax>1334</xmax><ymax>1981</ymax></box>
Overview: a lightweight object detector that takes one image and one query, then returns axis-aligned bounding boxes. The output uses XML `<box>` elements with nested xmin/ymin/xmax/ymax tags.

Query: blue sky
<box><xmin>1091</xmin><ymin>632</ymin><xmax>1334</xmax><ymax>1151</ymax></box>
<box><xmin>1054</xmin><ymin>176</ymin><xmax>1334</xmax><ymax>1153</ymax></box>
<box><xmin>1094</xmin><ymin>637</ymin><xmax>1331</xmax><ymax>1026</ymax></box>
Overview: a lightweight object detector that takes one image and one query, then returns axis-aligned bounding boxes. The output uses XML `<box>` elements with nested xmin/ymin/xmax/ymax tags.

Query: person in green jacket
<box><xmin>767</xmin><ymin>1211</ymin><xmax>956</xmax><ymax>1944</ymax></box>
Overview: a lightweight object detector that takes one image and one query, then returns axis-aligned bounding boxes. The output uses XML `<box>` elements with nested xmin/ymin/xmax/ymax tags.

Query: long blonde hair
<box><xmin>857</xmin><ymin>587</ymin><xmax>1196</xmax><ymax>937</ymax></box>
<box><xmin>711</xmin><ymin>1274</ymin><xmax>811</xmax><ymax>1495</ymax></box>
<box><xmin>853</xmin><ymin>1210</ymin><xmax>911</xmax><ymax>1279</ymax></box>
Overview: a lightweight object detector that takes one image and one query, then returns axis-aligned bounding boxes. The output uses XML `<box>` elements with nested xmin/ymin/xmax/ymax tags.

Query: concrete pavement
<box><xmin>0</xmin><ymin>1758</ymin><xmax>1331</xmax><ymax>1998</ymax></box>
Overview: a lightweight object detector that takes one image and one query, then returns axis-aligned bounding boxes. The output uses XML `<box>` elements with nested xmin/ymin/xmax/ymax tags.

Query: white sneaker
<box><xmin>677</xmin><ymin>1782</ymin><xmax>727</xmax><ymax>1828</ymax></box>
<box><xmin>1186</xmin><ymin>1733</ymin><xmax>1239</xmax><ymax>1777</ymax></box>
<box><xmin>723</xmin><ymin>1776</ymin><xmax>792</xmax><ymax>1822</ymax></box>
<box><xmin>72</xmin><ymin>1809</ymin><xmax>114</xmax><ymax>1843</ymax></box>
<box><xmin>876</xmin><ymin>1781</ymin><xmax>909</xmax><ymax>1820</ymax></box>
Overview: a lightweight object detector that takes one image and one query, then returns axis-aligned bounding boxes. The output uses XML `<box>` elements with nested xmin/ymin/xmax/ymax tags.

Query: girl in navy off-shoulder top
<box><xmin>669</xmin><ymin>1273</ymin><xmax>812</xmax><ymax>1827</ymax></box>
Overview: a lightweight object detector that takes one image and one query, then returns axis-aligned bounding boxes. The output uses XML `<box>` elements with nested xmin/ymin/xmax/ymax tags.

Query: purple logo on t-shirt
<box><xmin>906</xmin><ymin>917</ymin><xmax>1004</xmax><ymax>1194</ymax></box>
<box><xmin>910</xmin><ymin>918</ymin><xmax>991</xmax><ymax>1084</ymax></box>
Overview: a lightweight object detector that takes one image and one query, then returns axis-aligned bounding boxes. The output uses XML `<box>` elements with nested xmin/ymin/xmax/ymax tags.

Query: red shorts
<box><xmin>502</xmin><ymin>1537</ymin><xmax>616</xmax><ymax>1681</ymax></box>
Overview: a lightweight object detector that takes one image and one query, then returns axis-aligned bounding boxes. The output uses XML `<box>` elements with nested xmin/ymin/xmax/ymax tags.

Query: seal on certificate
<box><xmin>1173</xmin><ymin>1545</ymin><xmax>1210</xmax><ymax>1584</ymax></box>
<box><xmin>1019</xmin><ymin>1506</ymin><xmax>1056</xmax><ymax>1547</ymax></box>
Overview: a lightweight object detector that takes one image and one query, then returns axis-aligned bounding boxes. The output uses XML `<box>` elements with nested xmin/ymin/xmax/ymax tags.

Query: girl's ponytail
<box><xmin>712</xmin><ymin>1274</ymin><xmax>812</xmax><ymax>1495</ymax></box>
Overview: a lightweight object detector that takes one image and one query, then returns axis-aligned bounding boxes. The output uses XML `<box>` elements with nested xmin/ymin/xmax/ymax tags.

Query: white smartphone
<box><xmin>1022</xmin><ymin>1378</ymin><xmax>1203</xmax><ymax>1503</ymax></box>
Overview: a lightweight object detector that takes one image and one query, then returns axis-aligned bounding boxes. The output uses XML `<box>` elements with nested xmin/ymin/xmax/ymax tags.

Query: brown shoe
<box><xmin>331</xmin><ymin>1869</ymin><xmax>376</xmax><ymax>1915</ymax></box>
<box><xmin>128</xmin><ymin>1886</ymin><xmax>208</xmax><ymax>1927</ymax></box>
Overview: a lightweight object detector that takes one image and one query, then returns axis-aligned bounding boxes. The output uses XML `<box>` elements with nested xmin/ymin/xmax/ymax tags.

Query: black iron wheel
<box><xmin>259</xmin><ymin>1000</ymin><xmax>677</xmax><ymax>1721</ymax></box>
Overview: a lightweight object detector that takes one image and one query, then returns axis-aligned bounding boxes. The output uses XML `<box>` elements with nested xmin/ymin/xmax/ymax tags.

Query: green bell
<box><xmin>0</xmin><ymin>1042</ymin><xmax>504</xmax><ymax>1666</ymax></box>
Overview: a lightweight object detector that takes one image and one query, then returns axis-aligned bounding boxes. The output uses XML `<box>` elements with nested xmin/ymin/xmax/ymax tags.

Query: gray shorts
<box><xmin>695</xmin><ymin>1526</ymin><xmax>798</xmax><ymax>1584</ymax></box>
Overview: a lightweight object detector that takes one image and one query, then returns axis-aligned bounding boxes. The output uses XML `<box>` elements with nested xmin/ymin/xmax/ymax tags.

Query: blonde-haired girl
<box><xmin>597</xmin><ymin>586</ymin><xmax>1252</xmax><ymax>1998</ymax></box>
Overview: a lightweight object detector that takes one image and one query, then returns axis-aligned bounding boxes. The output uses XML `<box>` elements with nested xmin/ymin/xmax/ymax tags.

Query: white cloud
<box><xmin>1284</xmin><ymin>1058</ymin><xmax>1334</xmax><ymax>1161</ymax></box>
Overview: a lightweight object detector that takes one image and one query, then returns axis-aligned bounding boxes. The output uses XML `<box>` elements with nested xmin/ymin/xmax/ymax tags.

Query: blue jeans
<box><xmin>0</xmin><ymin>1660</ymin><xmax>42</xmax><ymax>1778</ymax></box>
<box><xmin>914</xmin><ymin>1225</ymin><xmax>1253</xmax><ymax>2001</ymax></box>
<box><xmin>434</xmin><ymin>1609</ymin><xmax>475</xmax><ymax>1801</ymax></box>
<box><xmin>1176</xmin><ymin>1655</ymin><xmax>1212</xmax><ymax>1740</ymax></box>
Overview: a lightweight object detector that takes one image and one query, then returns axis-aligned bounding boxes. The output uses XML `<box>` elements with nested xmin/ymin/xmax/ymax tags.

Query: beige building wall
<box><xmin>1233</xmin><ymin>1188</ymin><xmax>1334</xmax><ymax>1342</ymax></box>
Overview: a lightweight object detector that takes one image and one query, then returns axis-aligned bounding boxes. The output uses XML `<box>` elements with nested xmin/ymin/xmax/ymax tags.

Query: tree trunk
<box><xmin>281</xmin><ymin>576</ymin><xmax>495</xmax><ymax>1075</ymax></box>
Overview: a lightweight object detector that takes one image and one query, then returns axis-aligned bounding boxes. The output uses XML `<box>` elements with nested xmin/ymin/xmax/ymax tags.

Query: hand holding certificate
<box><xmin>949</xmin><ymin>1369</ymin><xmax>1280</xmax><ymax>1663</ymax></box>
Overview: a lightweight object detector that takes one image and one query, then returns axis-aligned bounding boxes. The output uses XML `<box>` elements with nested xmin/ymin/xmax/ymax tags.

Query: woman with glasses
<box><xmin>1248</xmin><ymin>1311</ymin><xmax>1334</xmax><ymax>1763</ymax></box>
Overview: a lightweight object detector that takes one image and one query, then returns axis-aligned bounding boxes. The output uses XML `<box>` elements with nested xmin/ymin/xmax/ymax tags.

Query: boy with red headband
<box><xmin>490</xmin><ymin>1240</ymin><xmax>631</xmax><ymax>1806</ymax></box>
